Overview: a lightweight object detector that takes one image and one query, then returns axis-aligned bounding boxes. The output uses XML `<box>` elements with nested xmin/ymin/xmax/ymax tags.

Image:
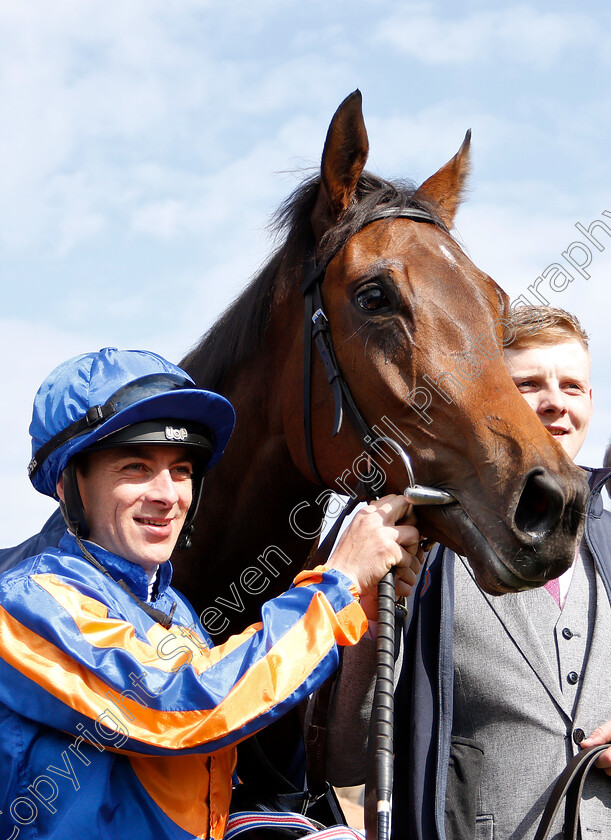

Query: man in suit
<box><xmin>327</xmin><ymin>306</ymin><xmax>611</xmax><ymax>840</ymax></box>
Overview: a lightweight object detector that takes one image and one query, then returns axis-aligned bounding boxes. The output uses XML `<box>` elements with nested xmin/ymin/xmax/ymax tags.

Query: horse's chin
<box><xmin>425</xmin><ymin>504</ymin><xmax>569</xmax><ymax>596</ymax></box>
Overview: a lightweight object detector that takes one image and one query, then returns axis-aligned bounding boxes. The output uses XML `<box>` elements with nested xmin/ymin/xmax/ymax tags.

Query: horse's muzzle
<box><xmin>430</xmin><ymin>463</ymin><xmax>589</xmax><ymax>594</ymax></box>
<box><xmin>513</xmin><ymin>468</ymin><xmax>567</xmax><ymax>543</ymax></box>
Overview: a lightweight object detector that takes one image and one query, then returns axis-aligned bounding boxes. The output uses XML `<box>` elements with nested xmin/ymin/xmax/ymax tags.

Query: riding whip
<box><xmin>370</xmin><ymin>437</ymin><xmax>453</xmax><ymax>840</ymax></box>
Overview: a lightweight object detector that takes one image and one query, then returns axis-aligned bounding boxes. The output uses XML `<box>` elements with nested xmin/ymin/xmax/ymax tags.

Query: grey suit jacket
<box><xmin>452</xmin><ymin>545</ymin><xmax>611</xmax><ymax>840</ymax></box>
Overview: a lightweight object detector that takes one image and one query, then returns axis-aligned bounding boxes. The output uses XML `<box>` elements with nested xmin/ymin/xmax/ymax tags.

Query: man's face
<box><xmin>61</xmin><ymin>445</ymin><xmax>194</xmax><ymax>569</ymax></box>
<box><xmin>504</xmin><ymin>339</ymin><xmax>593</xmax><ymax>460</ymax></box>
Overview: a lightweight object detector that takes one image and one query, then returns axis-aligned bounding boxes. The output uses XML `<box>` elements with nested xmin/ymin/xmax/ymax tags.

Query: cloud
<box><xmin>455</xmin><ymin>198</ymin><xmax>611</xmax><ymax>471</ymax></box>
<box><xmin>0</xmin><ymin>316</ymin><xmax>104</xmax><ymax>544</ymax></box>
<box><xmin>3</xmin><ymin>0</ymin><xmax>611</xmax><ymax>548</ymax></box>
<box><xmin>0</xmin><ymin>0</ymin><xmax>352</xmax><ymax>257</ymax></box>
<box><xmin>374</xmin><ymin>4</ymin><xmax>599</xmax><ymax>68</ymax></box>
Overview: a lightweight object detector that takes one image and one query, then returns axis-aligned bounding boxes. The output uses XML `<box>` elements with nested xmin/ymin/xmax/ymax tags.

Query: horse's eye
<box><xmin>355</xmin><ymin>285</ymin><xmax>391</xmax><ymax>312</ymax></box>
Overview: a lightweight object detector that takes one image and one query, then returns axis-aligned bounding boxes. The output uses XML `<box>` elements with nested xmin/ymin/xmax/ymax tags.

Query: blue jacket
<box><xmin>0</xmin><ymin>532</ymin><xmax>365</xmax><ymax>839</ymax></box>
<box><xmin>392</xmin><ymin>468</ymin><xmax>611</xmax><ymax>840</ymax></box>
<box><xmin>0</xmin><ymin>509</ymin><xmax>65</xmax><ymax>574</ymax></box>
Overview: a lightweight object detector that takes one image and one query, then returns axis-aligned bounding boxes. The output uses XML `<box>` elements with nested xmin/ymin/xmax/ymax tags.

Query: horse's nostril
<box><xmin>514</xmin><ymin>469</ymin><xmax>565</xmax><ymax>540</ymax></box>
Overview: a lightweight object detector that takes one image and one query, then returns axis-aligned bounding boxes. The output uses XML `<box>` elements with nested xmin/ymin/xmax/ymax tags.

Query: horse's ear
<box><xmin>311</xmin><ymin>90</ymin><xmax>369</xmax><ymax>242</ymax></box>
<box><xmin>413</xmin><ymin>130</ymin><xmax>471</xmax><ymax>229</ymax></box>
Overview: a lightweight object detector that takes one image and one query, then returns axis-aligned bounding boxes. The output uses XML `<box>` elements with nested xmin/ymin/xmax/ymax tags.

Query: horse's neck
<box><xmin>202</xmin><ymin>437</ymin><xmax>320</xmax><ymax>566</ymax></box>
<box><xmin>172</xmin><ymin>358</ymin><xmax>326</xmax><ymax>640</ymax></box>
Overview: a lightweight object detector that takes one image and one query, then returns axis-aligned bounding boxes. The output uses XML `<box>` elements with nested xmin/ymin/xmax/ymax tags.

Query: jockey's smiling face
<box><xmin>57</xmin><ymin>445</ymin><xmax>194</xmax><ymax>569</ymax></box>
<box><xmin>504</xmin><ymin>340</ymin><xmax>593</xmax><ymax>461</ymax></box>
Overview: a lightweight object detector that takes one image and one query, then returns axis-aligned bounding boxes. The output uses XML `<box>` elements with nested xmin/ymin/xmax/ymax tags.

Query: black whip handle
<box><xmin>375</xmin><ymin>569</ymin><xmax>396</xmax><ymax>840</ymax></box>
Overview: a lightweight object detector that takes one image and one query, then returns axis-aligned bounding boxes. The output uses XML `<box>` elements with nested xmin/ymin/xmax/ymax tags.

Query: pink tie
<box><xmin>544</xmin><ymin>576</ymin><xmax>561</xmax><ymax>607</ymax></box>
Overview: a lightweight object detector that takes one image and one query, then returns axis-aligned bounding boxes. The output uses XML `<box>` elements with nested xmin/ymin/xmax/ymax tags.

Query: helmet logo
<box><xmin>165</xmin><ymin>426</ymin><xmax>188</xmax><ymax>442</ymax></box>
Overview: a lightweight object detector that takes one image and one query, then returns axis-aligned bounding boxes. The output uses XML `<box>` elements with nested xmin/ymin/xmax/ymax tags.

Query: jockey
<box><xmin>0</xmin><ymin>347</ymin><xmax>422</xmax><ymax>840</ymax></box>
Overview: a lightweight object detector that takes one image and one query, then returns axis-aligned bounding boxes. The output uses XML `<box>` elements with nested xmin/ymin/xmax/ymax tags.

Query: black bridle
<box><xmin>300</xmin><ymin>205</ymin><xmax>447</xmax><ymax>487</ymax></box>
<box><xmin>300</xmin><ymin>205</ymin><xmax>454</xmax><ymax>840</ymax></box>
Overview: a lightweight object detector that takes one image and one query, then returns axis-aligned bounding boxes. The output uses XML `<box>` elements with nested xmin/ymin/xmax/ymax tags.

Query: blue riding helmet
<box><xmin>27</xmin><ymin>348</ymin><xmax>235</xmax><ymax>542</ymax></box>
<box><xmin>29</xmin><ymin>347</ymin><xmax>235</xmax><ymax>498</ymax></box>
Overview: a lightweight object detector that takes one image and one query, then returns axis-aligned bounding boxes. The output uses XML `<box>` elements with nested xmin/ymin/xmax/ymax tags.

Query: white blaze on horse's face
<box><xmin>438</xmin><ymin>243</ymin><xmax>457</xmax><ymax>265</ymax></box>
<box><xmin>505</xmin><ymin>340</ymin><xmax>593</xmax><ymax>461</ymax></box>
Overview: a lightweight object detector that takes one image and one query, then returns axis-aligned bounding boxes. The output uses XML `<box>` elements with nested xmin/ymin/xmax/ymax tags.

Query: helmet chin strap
<box><xmin>59</xmin><ymin>459</ymin><xmax>90</xmax><ymax>538</ymax></box>
<box><xmin>75</xmin><ymin>533</ymin><xmax>177</xmax><ymax>629</ymax></box>
<box><xmin>175</xmin><ymin>524</ymin><xmax>194</xmax><ymax>551</ymax></box>
<box><xmin>175</xmin><ymin>464</ymin><xmax>205</xmax><ymax>551</ymax></box>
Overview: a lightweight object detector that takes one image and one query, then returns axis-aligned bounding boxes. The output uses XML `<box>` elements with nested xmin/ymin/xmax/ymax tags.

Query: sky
<box><xmin>2</xmin><ymin>0</ymin><xmax>611</xmax><ymax>544</ymax></box>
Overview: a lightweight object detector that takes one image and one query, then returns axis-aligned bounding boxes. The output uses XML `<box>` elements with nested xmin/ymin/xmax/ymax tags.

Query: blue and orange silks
<box><xmin>0</xmin><ymin>532</ymin><xmax>366</xmax><ymax>840</ymax></box>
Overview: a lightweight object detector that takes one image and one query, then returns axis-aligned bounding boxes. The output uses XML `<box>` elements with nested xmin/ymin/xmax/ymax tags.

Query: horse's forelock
<box><xmin>318</xmin><ymin>173</ymin><xmax>445</xmax><ymax>263</ymax></box>
<box><xmin>270</xmin><ymin>170</ymin><xmax>447</xmax><ymax>278</ymax></box>
<box><xmin>181</xmin><ymin>171</ymin><xmax>445</xmax><ymax>390</ymax></box>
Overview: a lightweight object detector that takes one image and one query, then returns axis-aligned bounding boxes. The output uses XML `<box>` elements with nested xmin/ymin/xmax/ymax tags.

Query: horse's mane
<box><xmin>180</xmin><ymin>171</ymin><xmax>442</xmax><ymax>392</ymax></box>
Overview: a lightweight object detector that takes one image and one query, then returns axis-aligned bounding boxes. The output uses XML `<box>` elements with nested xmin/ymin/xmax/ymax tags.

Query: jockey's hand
<box><xmin>580</xmin><ymin>722</ymin><xmax>611</xmax><ymax>775</ymax></box>
<box><xmin>326</xmin><ymin>494</ymin><xmax>425</xmax><ymax>621</ymax></box>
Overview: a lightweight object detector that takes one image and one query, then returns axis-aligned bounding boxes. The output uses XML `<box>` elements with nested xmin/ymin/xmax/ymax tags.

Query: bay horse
<box><xmin>174</xmin><ymin>90</ymin><xmax>589</xmax><ymax>642</ymax></box>
<box><xmin>0</xmin><ymin>91</ymin><xmax>588</xmax><ymax>638</ymax></box>
<box><xmin>0</xmin><ymin>89</ymin><xmax>590</xmax><ymax>829</ymax></box>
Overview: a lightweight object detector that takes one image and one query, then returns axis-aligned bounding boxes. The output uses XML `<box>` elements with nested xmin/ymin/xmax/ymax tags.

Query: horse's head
<box><xmin>283</xmin><ymin>90</ymin><xmax>589</xmax><ymax>595</ymax></box>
